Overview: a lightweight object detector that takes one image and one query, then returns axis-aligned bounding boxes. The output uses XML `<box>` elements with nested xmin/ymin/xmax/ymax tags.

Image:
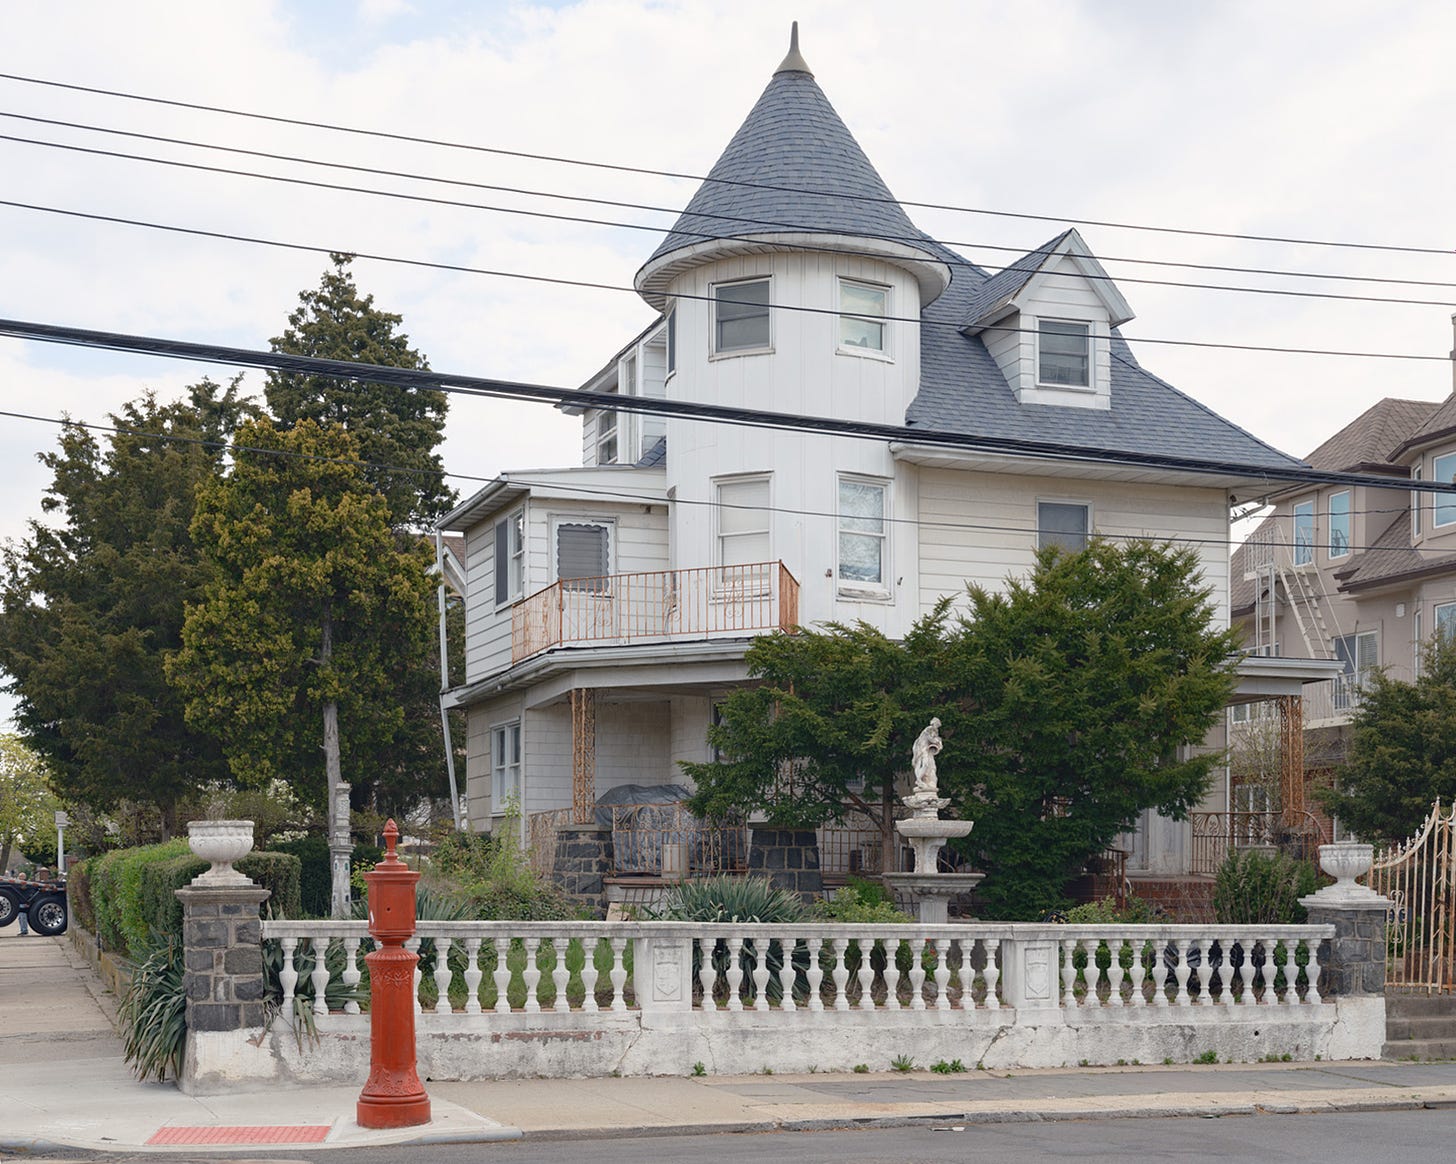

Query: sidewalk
<box><xmin>3</xmin><ymin>924</ymin><xmax>1455</xmax><ymax>1153</ymax></box>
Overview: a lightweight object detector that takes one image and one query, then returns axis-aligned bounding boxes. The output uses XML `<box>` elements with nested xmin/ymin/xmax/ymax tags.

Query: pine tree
<box><xmin>265</xmin><ymin>254</ymin><xmax>454</xmax><ymax>529</ymax></box>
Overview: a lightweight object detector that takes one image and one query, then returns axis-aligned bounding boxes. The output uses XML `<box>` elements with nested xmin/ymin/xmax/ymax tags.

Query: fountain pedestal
<box><xmin>881</xmin><ymin>795</ymin><xmax>981</xmax><ymax>923</ymax></box>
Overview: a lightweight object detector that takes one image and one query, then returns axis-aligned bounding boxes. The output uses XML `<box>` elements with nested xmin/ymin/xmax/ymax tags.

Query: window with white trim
<box><xmin>554</xmin><ymin>519</ymin><xmax>612</xmax><ymax>591</ymax></box>
<box><xmin>491</xmin><ymin>720</ymin><xmax>522</xmax><ymax>807</ymax></box>
<box><xmin>1437</xmin><ymin>602</ymin><xmax>1456</xmax><ymax>642</ymax></box>
<box><xmin>838</xmin><ymin>279</ymin><xmax>888</xmax><ymax>354</ymax></box>
<box><xmin>1328</xmin><ymin>490</ymin><xmax>1351</xmax><ymax>557</ymax></box>
<box><xmin>716</xmin><ymin>476</ymin><xmax>771</xmax><ymax>569</ymax></box>
<box><xmin>837</xmin><ymin>476</ymin><xmax>888</xmax><ymax>591</ymax></box>
<box><xmin>1037</xmin><ymin>501</ymin><xmax>1089</xmax><ymax>554</ymax></box>
<box><xmin>1435</xmin><ymin>452</ymin><xmax>1456</xmax><ymax>527</ymax></box>
<box><xmin>595</xmin><ymin>409</ymin><xmax>618</xmax><ymax>466</ymax></box>
<box><xmin>714</xmin><ymin>278</ymin><xmax>771</xmax><ymax>353</ymax></box>
<box><xmin>1293</xmin><ymin>500</ymin><xmax>1315</xmax><ymax>566</ymax></box>
<box><xmin>665</xmin><ymin>307</ymin><xmax>677</xmax><ymax>376</ymax></box>
<box><xmin>1413</xmin><ymin>463</ymin><xmax>1423</xmax><ymax>537</ymax></box>
<box><xmin>1037</xmin><ymin>320</ymin><xmax>1090</xmax><ymax>387</ymax></box>
<box><xmin>493</xmin><ymin>509</ymin><xmax>525</xmax><ymax>607</ymax></box>
<box><xmin>1333</xmin><ymin>630</ymin><xmax>1378</xmax><ymax>712</ymax></box>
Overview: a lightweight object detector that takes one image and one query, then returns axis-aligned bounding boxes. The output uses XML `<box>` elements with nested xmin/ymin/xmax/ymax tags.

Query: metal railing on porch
<box><xmin>1367</xmin><ymin>801</ymin><xmax>1456</xmax><ymax>993</ymax></box>
<box><xmin>511</xmin><ymin>561</ymin><xmax>800</xmax><ymax>663</ymax></box>
<box><xmin>1189</xmin><ymin>810</ymin><xmax>1330</xmax><ymax>876</ymax></box>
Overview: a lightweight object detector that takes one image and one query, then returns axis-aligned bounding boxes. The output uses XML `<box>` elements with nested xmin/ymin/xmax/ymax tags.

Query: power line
<box><xmin>4</xmin><ymin>200</ymin><xmax>1452</xmax><ymax>367</ymax></box>
<box><xmin>5</xmin><ymin>129</ymin><xmax>1456</xmax><ymax>314</ymax></box>
<box><xmin>6</xmin><ymin>110</ymin><xmax>1456</xmax><ymax>301</ymax></box>
<box><xmin>3</xmin><ymin>70</ymin><xmax>1452</xmax><ymax>258</ymax></box>
<box><xmin>5</xmin><ymin>315</ymin><xmax>1456</xmax><ymax>498</ymax></box>
<box><xmin>0</xmin><ymin>405</ymin><xmax>1428</xmax><ymax>557</ymax></box>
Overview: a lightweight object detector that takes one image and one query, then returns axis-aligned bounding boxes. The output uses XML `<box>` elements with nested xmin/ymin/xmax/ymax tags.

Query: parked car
<box><xmin>0</xmin><ymin>873</ymin><xmax>68</xmax><ymax>935</ymax></box>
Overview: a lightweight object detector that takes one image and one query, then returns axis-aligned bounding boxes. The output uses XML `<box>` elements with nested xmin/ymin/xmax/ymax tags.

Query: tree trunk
<box><xmin>322</xmin><ymin>612</ymin><xmax>350</xmax><ymax>919</ymax></box>
<box><xmin>880</xmin><ymin>781</ymin><xmax>897</xmax><ymax>874</ymax></box>
<box><xmin>0</xmin><ymin>838</ymin><xmax>12</xmax><ymax>874</ymax></box>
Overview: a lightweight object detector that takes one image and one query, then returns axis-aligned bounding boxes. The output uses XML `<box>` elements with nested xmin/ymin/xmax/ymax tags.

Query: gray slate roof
<box><xmin>958</xmin><ymin>231</ymin><xmax>1073</xmax><ymax>329</ymax></box>
<box><xmin>642</xmin><ymin>68</ymin><xmax>939</xmax><ymax>270</ymax></box>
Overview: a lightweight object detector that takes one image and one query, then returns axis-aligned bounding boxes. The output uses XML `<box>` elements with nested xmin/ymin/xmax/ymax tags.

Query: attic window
<box><xmin>1038</xmin><ymin>320</ymin><xmax>1090</xmax><ymax>387</ymax></box>
<box><xmin>715</xmin><ymin>278</ymin><xmax>771</xmax><ymax>353</ymax></box>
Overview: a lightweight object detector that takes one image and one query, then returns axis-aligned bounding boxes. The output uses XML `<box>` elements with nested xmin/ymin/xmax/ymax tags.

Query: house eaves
<box><xmin>439</xmin><ymin>466</ymin><xmax>667</xmax><ymax>532</ymax></box>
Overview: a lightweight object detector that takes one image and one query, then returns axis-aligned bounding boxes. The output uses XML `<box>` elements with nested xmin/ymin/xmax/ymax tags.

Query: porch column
<box><xmin>1278</xmin><ymin>694</ymin><xmax>1305</xmax><ymax>825</ymax></box>
<box><xmin>571</xmin><ymin>687</ymin><xmax>597</xmax><ymax>824</ymax></box>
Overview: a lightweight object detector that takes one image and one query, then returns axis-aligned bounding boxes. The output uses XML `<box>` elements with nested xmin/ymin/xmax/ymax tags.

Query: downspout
<box><xmin>435</xmin><ymin>529</ymin><xmax>465</xmax><ymax>830</ymax></box>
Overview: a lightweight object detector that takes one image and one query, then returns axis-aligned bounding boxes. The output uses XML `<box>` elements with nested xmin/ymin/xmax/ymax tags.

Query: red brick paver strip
<box><xmin>146</xmin><ymin>1125</ymin><xmax>332</xmax><ymax>1145</ymax></box>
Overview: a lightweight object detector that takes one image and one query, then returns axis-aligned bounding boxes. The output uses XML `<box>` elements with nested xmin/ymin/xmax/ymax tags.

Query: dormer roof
<box><xmin>959</xmin><ymin>229</ymin><xmax>1134</xmax><ymax>333</ymax></box>
<box><xmin>634</xmin><ymin>27</ymin><xmax>949</xmax><ymax>307</ymax></box>
<box><xmin>1306</xmin><ymin>396</ymin><xmax>1437</xmax><ymax>472</ymax></box>
<box><xmin>1393</xmin><ymin>393</ymin><xmax>1456</xmax><ymax>460</ymax></box>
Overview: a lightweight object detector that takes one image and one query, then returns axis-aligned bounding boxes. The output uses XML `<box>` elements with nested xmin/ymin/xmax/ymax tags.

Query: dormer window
<box><xmin>1037</xmin><ymin>320</ymin><xmax>1090</xmax><ymax>387</ymax></box>
<box><xmin>839</xmin><ymin>279</ymin><xmax>888</xmax><ymax>354</ymax></box>
<box><xmin>596</xmin><ymin>411</ymin><xmax>618</xmax><ymax>465</ymax></box>
<box><xmin>714</xmin><ymin>278</ymin><xmax>771</xmax><ymax>354</ymax></box>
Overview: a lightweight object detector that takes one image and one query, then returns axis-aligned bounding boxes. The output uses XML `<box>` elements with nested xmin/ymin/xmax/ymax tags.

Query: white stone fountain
<box><xmin>881</xmin><ymin>718</ymin><xmax>983</xmax><ymax>923</ymax></box>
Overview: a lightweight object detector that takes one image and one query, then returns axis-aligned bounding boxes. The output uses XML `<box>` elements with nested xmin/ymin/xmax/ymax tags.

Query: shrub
<box><xmin>422</xmin><ymin>818</ymin><xmax>575</xmax><ymax>922</ymax></box>
<box><xmin>813</xmin><ymin>880</ymin><xmax>912</xmax><ymax>924</ymax></box>
<box><xmin>272</xmin><ymin>835</ymin><xmax>378</xmax><ymax>917</ymax></box>
<box><xmin>90</xmin><ymin>839</ymin><xmax>190</xmax><ymax>956</ymax></box>
<box><xmin>1064</xmin><ymin>895</ymin><xmax>1155</xmax><ymax>924</ymax></box>
<box><xmin>67</xmin><ymin>859</ymin><xmax>96</xmax><ymax>932</ymax></box>
<box><xmin>139</xmin><ymin>851</ymin><xmax>302</xmax><ymax>937</ymax></box>
<box><xmin>119</xmin><ymin>932</ymin><xmax>185</xmax><ymax>1082</ymax></box>
<box><xmin>1212</xmin><ymin>849</ymin><xmax>1320</xmax><ymax>925</ymax></box>
<box><xmin>656</xmin><ymin>875</ymin><xmax>807</xmax><ymax>924</ymax></box>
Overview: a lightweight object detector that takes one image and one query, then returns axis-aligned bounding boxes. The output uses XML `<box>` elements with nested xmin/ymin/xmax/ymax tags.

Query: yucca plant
<box><xmin>119</xmin><ymin>932</ymin><xmax>186</xmax><ymax>1082</ymax></box>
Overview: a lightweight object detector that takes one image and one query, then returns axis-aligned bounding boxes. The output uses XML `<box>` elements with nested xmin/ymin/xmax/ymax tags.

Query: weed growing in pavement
<box><xmin>891</xmin><ymin>1054</ymin><xmax>916</xmax><ymax>1073</ymax></box>
<box><xmin>930</xmin><ymin>1059</ymin><xmax>966</xmax><ymax>1074</ymax></box>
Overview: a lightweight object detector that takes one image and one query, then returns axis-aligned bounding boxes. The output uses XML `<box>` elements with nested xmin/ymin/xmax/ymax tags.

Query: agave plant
<box><xmin>119</xmin><ymin>932</ymin><xmax>186</xmax><ymax>1082</ymax></box>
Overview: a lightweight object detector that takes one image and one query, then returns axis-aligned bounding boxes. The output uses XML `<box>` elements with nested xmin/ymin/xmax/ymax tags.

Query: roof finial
<box><xmin>775</xmin><ymin>21</ymin><xmax>813</xmax><ymax>76</ymax></box>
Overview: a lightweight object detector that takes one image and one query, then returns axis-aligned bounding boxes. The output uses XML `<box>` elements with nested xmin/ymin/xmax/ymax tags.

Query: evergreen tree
<box><xmin>168</xmin><ymin>417</ymin><xmax>437</xmax><ymax>818</ymax></box>
<box><xmin>1319</xmin><ymin>632</ymin><xmax>1456</xmax><ymax>845</ymax></box>
<box><xmin>0</xmin><ymin>382</ymin><xmax>251</xmax><ymax>828</ymax></box>
<box><xmin>265</xmin><ymin>254</ymin><xmax>454</xmax><ymax>529</ymax></box>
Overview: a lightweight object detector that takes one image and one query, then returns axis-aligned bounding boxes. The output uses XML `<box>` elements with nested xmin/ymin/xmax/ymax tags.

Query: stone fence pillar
<box><xmin>176</xmin><ymin>882</ymin><xmax>271</xmax><ymax>1034</ymax></box>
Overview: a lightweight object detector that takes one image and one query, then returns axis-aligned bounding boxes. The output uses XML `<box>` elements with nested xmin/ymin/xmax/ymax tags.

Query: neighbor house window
<box><xmin>839</xmin><ymin>279</ymin><xmax>888</xmax><ymax>353</ymax></box>
<box><xmin>595</xmin><ymin>409</ymin><xmax>618</xmax><ymax>465</ymax></box>
<box><xmin>493</xmin><ymin>509</ymin><xmax>525</xmax><ymax>607</ymax></box>
<box><xmin>1293</xmin><ymin>500</ymin><xmax>1315</xmax><ymax>566</ymax></box>
<box><xmin>491</xmin><ymin>720</ymin><xmax>522</xmax><ymax>807</ymax></box>
<box><xmin>554</xmin><ymin>519</ymin><xmax>611</xmax><ymax>591</ymax></box>
<box><xmin>1037</xmin><ymin>320</ymin><xmax>1090</xmax><ymax>387</ymax></box>
<box><xmin>1038</xmin><ymin>501</ymin><xmax>1089</xmax><ymax>554</ymax></box>
<box><xmin>1333</xmin><ymin>630</ymin><xmax>1377</xmax><ymax>712</ymax></box>
<box><xmin>1328</xmin><ymin>491</ymin><xmax>1351</xmax><ymax>557</ymax></box>
<box><xmin>714</xmin><ymin>278</ymin><xmax>771</xmax><ymax>353</ymax></box>
<box><xmin>716</xmin><ymin>476</ymin><xmax>771</xmax><ymax>569</ymax></box>
<box><xmin>1437</xmin><ymin>602</ymin><xmax>1456</xmax><ymax>642</ymax></box>
<box><xmin>1413</xmin><ymin>463</ymin><xmax>1423</xmax><ymax>537</ymax></box>
<box><xmin>1435</xmin><ymin>452</ymin><xmax>1456</xmax><ymax>526</ymax></box>
<box><xmin>838</xmin><ymin>476</ymin><xmax>888</xmax><ymax>589</ymax></box>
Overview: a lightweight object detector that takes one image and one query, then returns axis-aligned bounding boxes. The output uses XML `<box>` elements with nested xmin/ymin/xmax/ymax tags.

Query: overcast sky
<box><xmin>2</xmin><ymin>0</ymin><xmax>1455</xmax><ymax>729</ymax></box>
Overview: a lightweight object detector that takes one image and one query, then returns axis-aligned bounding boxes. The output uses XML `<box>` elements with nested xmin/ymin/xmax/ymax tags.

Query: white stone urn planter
<box><xmin>187</xmin><ymin>819</ymin><xmax>256</xmax><ymax>886</ymax></box>
<box><xmin>1302</xmin><ymin>840</ymin><xmax>1385</xmax><ymax>906</ymax></box>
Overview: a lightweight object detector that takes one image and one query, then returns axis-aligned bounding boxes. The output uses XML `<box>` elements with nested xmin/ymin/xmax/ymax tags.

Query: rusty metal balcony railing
<box><xmin>1189</xmin><ymin>810</ymin><xmax>1330</xmax><ymax>876</ymax></box>
<box><xmin>511</xmin><ymin>561</ymin><xmax>800</xmax><ymax>663</ymax></box>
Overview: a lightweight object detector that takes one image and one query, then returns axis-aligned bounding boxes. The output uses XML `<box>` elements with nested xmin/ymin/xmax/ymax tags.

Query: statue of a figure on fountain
<box><xmin>904</xmin><ymin>717</ymin><xmax>948</xmax><ymax>818</ymax></box>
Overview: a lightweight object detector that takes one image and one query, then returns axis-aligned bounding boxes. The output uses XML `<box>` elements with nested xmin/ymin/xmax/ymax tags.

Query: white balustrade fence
<box><xmin>226</xmin><ymin>918</ymin><xmax>1368</xmax><ymax>1085</ymax></box>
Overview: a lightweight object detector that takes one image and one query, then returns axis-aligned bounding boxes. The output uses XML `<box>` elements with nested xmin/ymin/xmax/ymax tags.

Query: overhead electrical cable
<box><xmin>3</xmin><ymin>111</ymin><xmax>1454</xmax><ymax>299</ymax></box>
<box><xmin>2</xmin><ymin>201</ymin><xmax>1451</xmax><ymax>366</ymax></box>
<box><xmin>0</xmin><ymin>405</ymin><xmax>1427</xmax><ymax>556</ymax></box>
<box><xmin>2</xmin><ymin>70</ymin><xmax>1452</xmax><ymax>258</ymax></box>
<box><xmin>4</xmin><ymin>316</ymin><xmax>1456</xmax><ymax>498</ymax></box>
<box><xmin>4</xmin><ymin>130</ymin><xmax>1454</xmax><ymax>313</ymax></box>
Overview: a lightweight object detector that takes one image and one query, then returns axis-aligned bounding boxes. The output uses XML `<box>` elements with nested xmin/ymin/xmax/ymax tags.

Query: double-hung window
<box><xmin>714</xmin><ymin>279</ymin><xmax>771</xmax><ymax>353</ymax></box>
<box><xmin>838</xmin><ymin>279</ymin><xmax>888</xmax><ymax>353</ymax></box>
<box><xmin>493</xmin><ymin>509</ymin><xmax>525</xmax><ymax>607</ymax></box>
<box><xmin>1435</xmin><ymin>452</ymin><xmax>1456</xmax><ymax>527</ymax></box>
<box><xmin>555</xmin><ymin>519</ymin><xmax>611</xmax><ymax>592</ymax></box>
<box><xmin>1437</xmin><ymin>602</ymin><xmax>1456</xmax><ymax>642</ymax></box>
<box><xmin>1328</xmin><ymin>491</ymin><xmax>1351</xmax><ymax>557</ymax></box>
<box><xmin>665</xmin><ymin>308</ymin><xmax>677</xmax><ymax>376</ymax></box>
<box><xmin>838</xmin><ymin>476</ymin><xmax>888</xmax><ymax>591</ymax></box>
<box><xmin>1037</xmin><ymin>501</ymin><xmax>1090</xmax><ymax>554</ymax></box>
<box><xmin>1037</xmin><ymin>320</ymin><xmax>1090</xmax><ymax>387</ymax></box>
<box><xmin>1333</xmin><ymin>631</ymin><xmax>1377</xmax><ymax>712</ymax></box>
<box><xmin>491</xmin><ymin>720</ymin><xmax>522</xmax><ymax>807</ymax></box>
<box><xmin>595</xmin><ymin>409</ymin><xmax>618</xmax><ymax>466</ymax></box>
<box><xmin>716</xmin><ymin>476</ymin><xmax>771</xmax><ymax>568</ymax></box>
<box><xmin>1293</xmin><ymin>500</ymin><xmax>1315</xmax><ymax>566</ymax></box>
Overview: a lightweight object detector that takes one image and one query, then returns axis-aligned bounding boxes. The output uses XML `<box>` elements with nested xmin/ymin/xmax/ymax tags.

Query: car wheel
<box><xmin>0</xmin><ymin>889</ymin><xmax>18</xmax><ymax>928</ymax></box>
<box><xmin>30</xmin><ymin>894</ymin><xmax>68</xmax><ymax>936</ymax></box>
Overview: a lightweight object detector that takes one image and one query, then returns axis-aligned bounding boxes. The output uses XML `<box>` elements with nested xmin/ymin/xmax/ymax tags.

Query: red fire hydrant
<box><xmin>356</xmin><ymin>819</ymin><xmax>432</xmax><ymax>1129</ymax></box>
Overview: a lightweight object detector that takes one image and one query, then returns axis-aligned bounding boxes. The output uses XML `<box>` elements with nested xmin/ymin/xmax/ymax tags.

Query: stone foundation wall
<box><xmin>748</xmin><ymin>828</ymin><xmax>824</xmax><ymax>899</ymax></box>
<box><xmin>551</xmin><ymin>825</ymin><xmax>612</xmax><ymax>916</ymax></box>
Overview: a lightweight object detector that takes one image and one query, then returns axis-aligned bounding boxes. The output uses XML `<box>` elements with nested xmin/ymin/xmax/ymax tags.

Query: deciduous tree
<box><xmin>0</xmin><ymin>735</ymin><xmax>60</xmax><ymax>871</ymax></box>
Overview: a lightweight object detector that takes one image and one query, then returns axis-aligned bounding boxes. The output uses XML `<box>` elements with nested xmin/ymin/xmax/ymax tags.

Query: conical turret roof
<box><xmin>635</xmin><ymin>26</ymin><xmax>947</xmax><ymax>305</ymax></box>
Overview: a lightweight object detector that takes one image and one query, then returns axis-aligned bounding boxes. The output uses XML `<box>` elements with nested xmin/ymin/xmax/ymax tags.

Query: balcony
<box><xmin>1301</xmin><ymin>673</ymin><xmax>1367</xmax><ymax>724</ymax></box>
<box><xmin>511</xmin><ymin>561</ymin><xmax>800</xmax><ymax>663</ymax></box>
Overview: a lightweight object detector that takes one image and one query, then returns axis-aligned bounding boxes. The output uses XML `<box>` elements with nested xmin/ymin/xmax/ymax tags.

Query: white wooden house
<box><xmin>438</xmin><ymin>28</ymin><xmax>1313</xmax><ymax>887</ymax></box>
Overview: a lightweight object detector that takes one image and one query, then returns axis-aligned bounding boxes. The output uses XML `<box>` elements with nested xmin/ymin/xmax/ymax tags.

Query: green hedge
<box><xmin>273</xmin><ymin>835</ymin><xmax>382</xmax><ymax>917</ymax></box>
<box><xmin>81</xmin><ymin>839</ymin><xmax>301</xmax><ymax>958</ymax></box>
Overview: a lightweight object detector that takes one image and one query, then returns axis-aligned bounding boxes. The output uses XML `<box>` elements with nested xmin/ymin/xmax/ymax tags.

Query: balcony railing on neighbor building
<box><xmin>1190</xmin><ymin>810</ymin><xmax>1330</xmax><ymax>876</ymax></box>
<box><xmin>512</xmin><ymin>561</ymin><xmax>800</xmax><ymax>663</ymax></box>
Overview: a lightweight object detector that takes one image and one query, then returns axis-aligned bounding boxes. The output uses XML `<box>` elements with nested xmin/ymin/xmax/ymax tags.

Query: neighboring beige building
<box><xmin>1231</xmin><ymin>357</ymin><xmax>1456</xmax><ymax>816</ymax></box>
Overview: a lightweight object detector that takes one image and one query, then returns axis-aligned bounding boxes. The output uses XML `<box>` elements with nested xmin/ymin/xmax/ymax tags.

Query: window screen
<box><xmin>1037</xmin><ymin>502</ymin><xmax>1089</xmax><ymax>553</ymax></box>
<box><xmin>715</xmin><ymin>280</ymin><xmax>771</xmax><ymax>352</ymax></box>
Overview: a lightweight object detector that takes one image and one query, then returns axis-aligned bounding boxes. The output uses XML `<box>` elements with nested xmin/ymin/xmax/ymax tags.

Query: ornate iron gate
<box><xmin>1367</xmin><ymin>802</ymin><xmax>1456</xmax><ymax>993</ymax></box>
